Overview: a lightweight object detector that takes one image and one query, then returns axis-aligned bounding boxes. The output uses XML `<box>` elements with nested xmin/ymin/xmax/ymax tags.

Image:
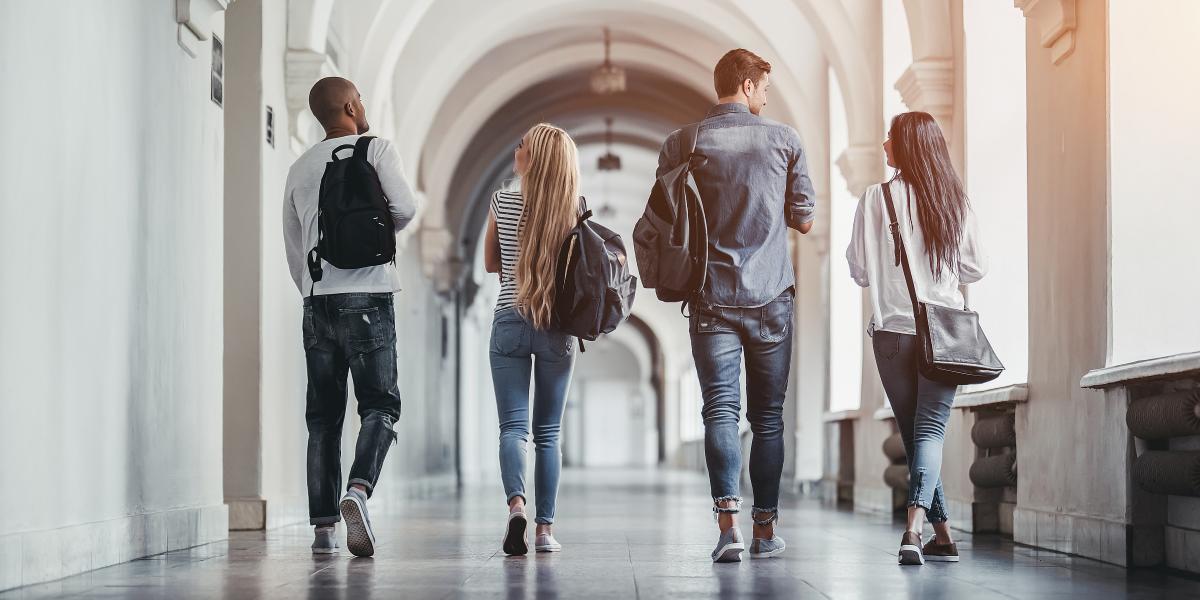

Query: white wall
<box><xmin>960</xmin><ymin>0</ymin><xmax>1029</xmax><ymax>389</ymax></box>
<box><xmin>1107</xmin><ymin>0</ymin><xmax>1200</xmax><ymax>366</ymax></box>
<box><xmin>0</xmin><ymin>1</ymin><xmax>228</xmax><ymax>590</ymax></box>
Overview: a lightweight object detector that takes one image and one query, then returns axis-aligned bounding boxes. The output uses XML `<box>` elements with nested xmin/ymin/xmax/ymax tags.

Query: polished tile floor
<box><xmin>5</xmin><ymin>469</ymin><xmax>1200</xmax><ymax>599</ymax></box>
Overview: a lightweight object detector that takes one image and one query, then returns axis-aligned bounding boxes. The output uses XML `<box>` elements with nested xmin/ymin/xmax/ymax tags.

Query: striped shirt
<box><xmin>491</xmin><ymin>189</ymin><xmax>525</xmax><ymax>312</ymax></box>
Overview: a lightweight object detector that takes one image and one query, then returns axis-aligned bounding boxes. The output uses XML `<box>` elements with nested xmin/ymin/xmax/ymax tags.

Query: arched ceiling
<box><xmin>440</xmin><ymin>67</ymin><xmax>711</xmax><ymax>266</ymax></box>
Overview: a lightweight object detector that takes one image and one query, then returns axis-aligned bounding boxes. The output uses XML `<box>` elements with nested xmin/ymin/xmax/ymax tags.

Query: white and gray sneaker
<box><xmin>749</xmin><ymin>536</ymin><xmax>786</xmax><ymax>559</ymax></box>
<box><xmin>535</xmin><ymin>533</ymin><xmax>562</xmax><ymax>552</ymax></box>
<box><xmin>711</xmin><ymin>527</ymin><xmax>745</xmax><ymax>563</ymax></box>
<box><xmin>311</xmin><ymin>525</ymin><xmax>339</xmax><ymax>554</ymax></box>
<box><xmin>339</xmin><ymin>488</ymin><xmax>376</xmax><ymax>557</ymax></box>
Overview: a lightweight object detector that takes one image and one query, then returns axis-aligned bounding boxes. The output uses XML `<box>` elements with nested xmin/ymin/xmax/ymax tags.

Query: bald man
<box><xmin>283</xmin><ymin>76</ymin><xmax>418</xmax><ymax>557</ymax></box>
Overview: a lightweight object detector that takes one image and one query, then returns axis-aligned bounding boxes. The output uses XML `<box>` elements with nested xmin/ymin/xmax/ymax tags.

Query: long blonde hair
<box><xmin>515</xmin><ymin>123</ymin><xmax>581</xmax><ymax>330</ymax></box>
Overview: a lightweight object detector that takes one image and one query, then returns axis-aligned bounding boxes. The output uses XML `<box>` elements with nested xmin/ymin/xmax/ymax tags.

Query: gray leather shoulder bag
<box><xmin>881</xmin><ymin>181</ymin><xmax>1004</xmax><ymax>386</ymax></box>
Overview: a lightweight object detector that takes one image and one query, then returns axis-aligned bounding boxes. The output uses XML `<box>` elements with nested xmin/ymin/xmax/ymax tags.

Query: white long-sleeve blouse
<box><xmin>846</xmin><ymin>178</ymin><xmax>987</xmax><ymax>336</ymax></box>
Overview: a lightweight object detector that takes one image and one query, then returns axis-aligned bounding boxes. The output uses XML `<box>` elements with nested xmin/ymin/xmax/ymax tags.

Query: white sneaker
<box><xmin>535</xmin><ymin>533</ymin><xmax>562</xmax><ymax>552</ymax></box>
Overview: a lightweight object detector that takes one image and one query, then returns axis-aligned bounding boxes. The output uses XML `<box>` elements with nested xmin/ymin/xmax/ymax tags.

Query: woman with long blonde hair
<box><xmin>484</xmin><ymin>123</ymin><xmax>581</xmax><ymax>555</ymax></box>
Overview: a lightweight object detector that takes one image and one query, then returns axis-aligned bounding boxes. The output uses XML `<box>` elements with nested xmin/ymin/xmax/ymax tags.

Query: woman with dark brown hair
<box><xmin>846</xmin><ymin>111</ymin><xmax>988</xmax><ymax>565</ymax></box>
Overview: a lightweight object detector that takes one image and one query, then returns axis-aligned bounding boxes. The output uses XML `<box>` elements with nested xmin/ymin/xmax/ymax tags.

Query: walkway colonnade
<box><xmin>1</xmin><ymin>0</ymin><xmax>1198</xmax><ymax>591</ymax></box>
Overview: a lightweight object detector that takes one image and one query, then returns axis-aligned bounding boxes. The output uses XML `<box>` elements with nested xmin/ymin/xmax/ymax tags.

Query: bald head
<box><xmin>308</xmin><ymin>77</ymin><xmax>369</xmax><ymax>135</ymax></box>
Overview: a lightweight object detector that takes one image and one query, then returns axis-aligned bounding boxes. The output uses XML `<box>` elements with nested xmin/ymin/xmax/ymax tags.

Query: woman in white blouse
<box><xmin>846</xmin><ymin>111</ymin><xmax>986</xmax><ymax>566</ymax></box>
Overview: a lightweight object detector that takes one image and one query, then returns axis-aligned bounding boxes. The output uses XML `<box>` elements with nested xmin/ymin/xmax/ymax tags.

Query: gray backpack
<box><xmin>632</xmin><ymin>124</ymin><xmax>708</xmax><ymax>304</ymax></box>
<box><xmin>553</xmin><ymin>199</ymin><xmax>638</xmax><ymax>351</ymax></box>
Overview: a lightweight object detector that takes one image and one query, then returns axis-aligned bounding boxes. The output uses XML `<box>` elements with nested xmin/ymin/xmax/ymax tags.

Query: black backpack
<box><xmin>632</xmin><ymin>123</ymin><xmax>708</xmax><ymax>305</ymax></box>
<box><xmin>553</xmin><ymin>199</ymin><xmax>638</xmax><ymax>350</ymax></box>
<box><xmin>306</xmin><ymin>136</ymin><xmax>395</xmax><ymax>290</ymax></box>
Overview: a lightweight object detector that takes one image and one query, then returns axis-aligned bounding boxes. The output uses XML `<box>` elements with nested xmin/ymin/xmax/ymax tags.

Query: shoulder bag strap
<box><xmin>881</xmin><ymin>181</ymin><xmax>921</xmax><ymax>316</ymax></box>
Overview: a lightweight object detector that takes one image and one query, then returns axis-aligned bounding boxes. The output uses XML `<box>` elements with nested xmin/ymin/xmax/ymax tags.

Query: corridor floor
<box><xmin>4</xmin><ymin>469</ymin><xmax>1199</xmax><ymax>599</ymax></box>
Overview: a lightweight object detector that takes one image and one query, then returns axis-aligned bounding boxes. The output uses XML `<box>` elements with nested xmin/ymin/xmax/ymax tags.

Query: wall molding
<box><xmin>1013</xmin><ymin>504</ymin><xmax>1148</xmax><ymax>566</ymax></box>
<box><xmin>955</xmin><ymin>383</ymin><xmax>1029</xmax><ymax>410</ymax></box>
<box><xmin>0</xmin><ymin>504</ymin><xmax>227</xmax><ymax>592</ymax></box>
<box><xmin>175</xmin><ymin>0</ymin><xmax>233</xmax><ymax>57</ymax></box>
<box><xmin>1015</xmin><ymin>0</ymin><xmax>1077</xmax><ymax>65</ymax></box>
<box><xmin>1081</xmin><ymin>351</ymin><xmax>1200</xmax><ymax>389</ymax></box>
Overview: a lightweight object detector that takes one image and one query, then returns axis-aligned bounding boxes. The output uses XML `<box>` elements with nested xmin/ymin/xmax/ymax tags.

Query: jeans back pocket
<box><xmin>491</xmin><ymin>311</ymin><xmax>527</xmax><ymax>356</ymax></box>
<box><xmin>758</xmin><ymin>296</ymin><xmax>793</xmax><ymax>342</ymax></box>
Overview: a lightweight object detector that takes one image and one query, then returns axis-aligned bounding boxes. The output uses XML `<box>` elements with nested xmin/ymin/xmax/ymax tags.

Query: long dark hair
<box><xmin>889</xmin><ymin>112</ymin><xmax>968</xmax><ymax>280</ymax></box>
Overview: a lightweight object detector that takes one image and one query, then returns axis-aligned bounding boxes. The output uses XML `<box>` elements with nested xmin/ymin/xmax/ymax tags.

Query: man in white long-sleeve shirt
<box><xmin>282</xmin><ymin>77</ymin><xmax>418</xmax><ymax>558</ymax></box>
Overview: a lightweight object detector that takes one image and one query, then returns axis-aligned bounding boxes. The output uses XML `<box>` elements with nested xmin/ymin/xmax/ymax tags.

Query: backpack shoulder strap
<box><xmin>577</xmin><ymin>196</ymin><xmax>592</xmax><ymax>223</ymax></box>
<box><xmin>353</xmin><ymin>135</ymin><xmax>376</xmax><ymax>159</ymax></box>
<box><xmin>679</xmin><ymin>123</ymin><xmax>700</xmax><ymax>163</ymax></box>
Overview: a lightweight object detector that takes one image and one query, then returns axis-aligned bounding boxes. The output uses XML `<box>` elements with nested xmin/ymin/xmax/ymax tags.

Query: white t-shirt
<box><xmin>283</xmin><ymin>135</ymin><xmax>418</xmax><ymax>296</ymax></box>
<box><xmin>846</xmin><ymin>178</ymin><xmax>987</xmax><ymax>335</ymax></box>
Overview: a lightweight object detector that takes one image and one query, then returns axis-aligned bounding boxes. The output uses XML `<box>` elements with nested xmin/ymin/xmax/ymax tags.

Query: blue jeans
<box><xmin>303</xmin><ymin>293</ymin><xmax>402</xmax><ymax>525</ymax></box>
<box><xmin>689</xmin><ymin>289</ymin><xmax>794</xmax><ymax>514</ymax></box>
<box><xmin>490</xmin><ymin>308</ymin><xmax>576</xmax><ymax>524</ymax></box>
<box><xmin>871</xmin><ymin>330</ymin><xmax>956</xmax><ymax>524</ymax></box>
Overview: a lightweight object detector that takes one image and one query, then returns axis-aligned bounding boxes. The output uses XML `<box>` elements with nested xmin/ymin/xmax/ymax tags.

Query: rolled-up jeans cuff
<box><xmin>712</xmin><ymin>496</ymin><xmax>742</xmax><ymax>514</ymax></box>
<box><xmin>310</xmin><ymin>515</ymin><xmax>340</xmax><ymax>526</ymax></box>
<box><xmin>348</xmin><ymin>478</ymin><xmax>374</xmax><ymax>498</ymax></box>
<box><xmin>507</xmin><ymin>491</ymin><xmax>526</xmax><ymax>504</ymax></box>
<box><xmin>534</xmin><ymin>517</ymin><xmax>554</xmax><ymax>525</ymax></box>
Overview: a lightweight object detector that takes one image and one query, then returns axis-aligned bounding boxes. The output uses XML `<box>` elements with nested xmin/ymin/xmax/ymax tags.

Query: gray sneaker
<box><xmin>311</xmin><ymin>525</ymin><xmax>338</xmax><ymax>554</ymax></box>
<box><xmin>749</xmin><ymin>536</ymin><xmax>786</xmax><ymax>558</ymax></box>
<box><xmin>711</xmin><ymin>527</ymin><xmax>745</xmax><ymax>563</ymax></box>
<box><xmin>339</xmin><ymin>488</ymin><xmax>376</xmax><ymax>557</ymax></box>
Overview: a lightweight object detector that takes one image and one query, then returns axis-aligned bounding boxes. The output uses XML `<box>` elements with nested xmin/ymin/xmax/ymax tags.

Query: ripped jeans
<box><xmin>689</xmin><ymin>289</ymin><xmax>794</xmax><ymax>517</ymax></box>
<box><xmin>871</xmin><ymin>330</ymin><xmax>957</xmax><ymax>524</ymax></box>
<box><xmin>303</xmin><ymin>293</ymin><xmax>402</xmax><ymax>525</ymax></box>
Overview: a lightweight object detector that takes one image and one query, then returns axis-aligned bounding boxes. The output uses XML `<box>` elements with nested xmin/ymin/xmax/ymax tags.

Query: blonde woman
<box><xmin>484</xmin><ymin>124</ymin><xmax>580</xmax><ymax>555</ymax></box>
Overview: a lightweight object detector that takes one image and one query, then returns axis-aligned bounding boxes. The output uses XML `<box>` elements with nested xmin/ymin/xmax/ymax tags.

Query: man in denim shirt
<box><xmin>656</xmin><ymin>49</ymin><xmax>815</xmax><ymax>562</ymax></box>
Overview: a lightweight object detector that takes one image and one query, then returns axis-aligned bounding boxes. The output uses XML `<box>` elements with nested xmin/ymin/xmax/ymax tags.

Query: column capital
<box><xmin>836</xmin><ymin>145</ymin><xmax>885</xmax><ymax>198</ymax></box>
<box><xmin>285</xmin><ymin>49</ymin><xmax>341</xmax><ymax>151</ymax></box>
<box><xmin>1015</xmin><ymin>0</ymin><xmax>1077</xmax><ymax>65</ymax></box>
<box><xmin>895</xmin><ymin>58</ymin><xmax>955</xmax><ymax>133</ymax></box>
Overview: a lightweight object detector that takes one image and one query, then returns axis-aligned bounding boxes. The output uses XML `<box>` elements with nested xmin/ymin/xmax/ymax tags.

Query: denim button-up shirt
<box><xmin>656</xmin><ymin>103</ymin><xmax>816</xmax><ymax>308</ymax></box>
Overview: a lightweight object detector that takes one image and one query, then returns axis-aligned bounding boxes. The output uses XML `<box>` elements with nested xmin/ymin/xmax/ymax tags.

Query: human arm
<box><xmin>373</xmin><ymin>139</ymin><xmax>419</xmax><ymax>232</ymax></box>
<box><xmin>282</xmin><ymin>185</ymin><xmax>305</xmax><ymax>294</ymax></box>
<box><xmin>484</xmin><ymin>208</ymin><xmax>501</xmax><ymax>274</ymax></box>
<box><xmin>957</xmin><ymin>208</ymin><xmax>988</xmax><ymax>284</ymax></box>
<box><xmin>846</xmin><ymin>191</ymin><xmax>869</xmax><ymax>287</ymax></box>
<box><xmin>786</xmin><ymin>130</ymin><xmax>816</xmax><ymax>234</ymax></box>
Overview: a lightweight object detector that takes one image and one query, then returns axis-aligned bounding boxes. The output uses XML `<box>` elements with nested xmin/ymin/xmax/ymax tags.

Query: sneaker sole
<box><xmin>311</xmin><ymin>547</ymin><xmax>339</xmax><ymax>555</ymax></box>
<box><xmin>750</xmin><ymin>546</ymin><xmax>785</xmax><ymax>559</ymax></box>
<box><xmin>712</xmin><ymin>542</ymin><xmax>744</xmax><ymax>563</ymax></box>
<box><xmin>924</xmin><ymin>554</ymin><xmax>959</xmax><ymax>562</ymax></box>
<box><xmin>899</xmin><ymin>545</ymin><xmax>924</xmax><ymax>565</ymax></box>
<box><xmin>503</xmin><ymin>514</ymin><xmax>528</xmax><ymax>556</ymax></box>
<box><xmin>535</xmin><ymin>545</ymin><xmax>562</xmax><ymax>553</ymax></box>
<box><xmin>339</xmin><ymin>497</ymin><xmax>375</xmax><ymax>558</ymax></box>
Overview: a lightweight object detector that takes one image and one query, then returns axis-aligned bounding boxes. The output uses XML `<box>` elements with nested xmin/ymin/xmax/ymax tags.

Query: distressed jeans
<box><xmin>490</xmin><ymin>308</ymin><xmax>576</xmax><ymax>524</ymax></box>
<box><xmin>871</xmin><ymin>330</ymin><xmax>956</xmax><ymax>523</ymax></box>
<box><xmin>303</xmin><ymin>293</ymin><xmax>402</xmax><ymax>525</ymax></box>
<box><xmin>689</xmin><ymin>289</ymin><xmax>794</xmax><ymax>515</ymax></box>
